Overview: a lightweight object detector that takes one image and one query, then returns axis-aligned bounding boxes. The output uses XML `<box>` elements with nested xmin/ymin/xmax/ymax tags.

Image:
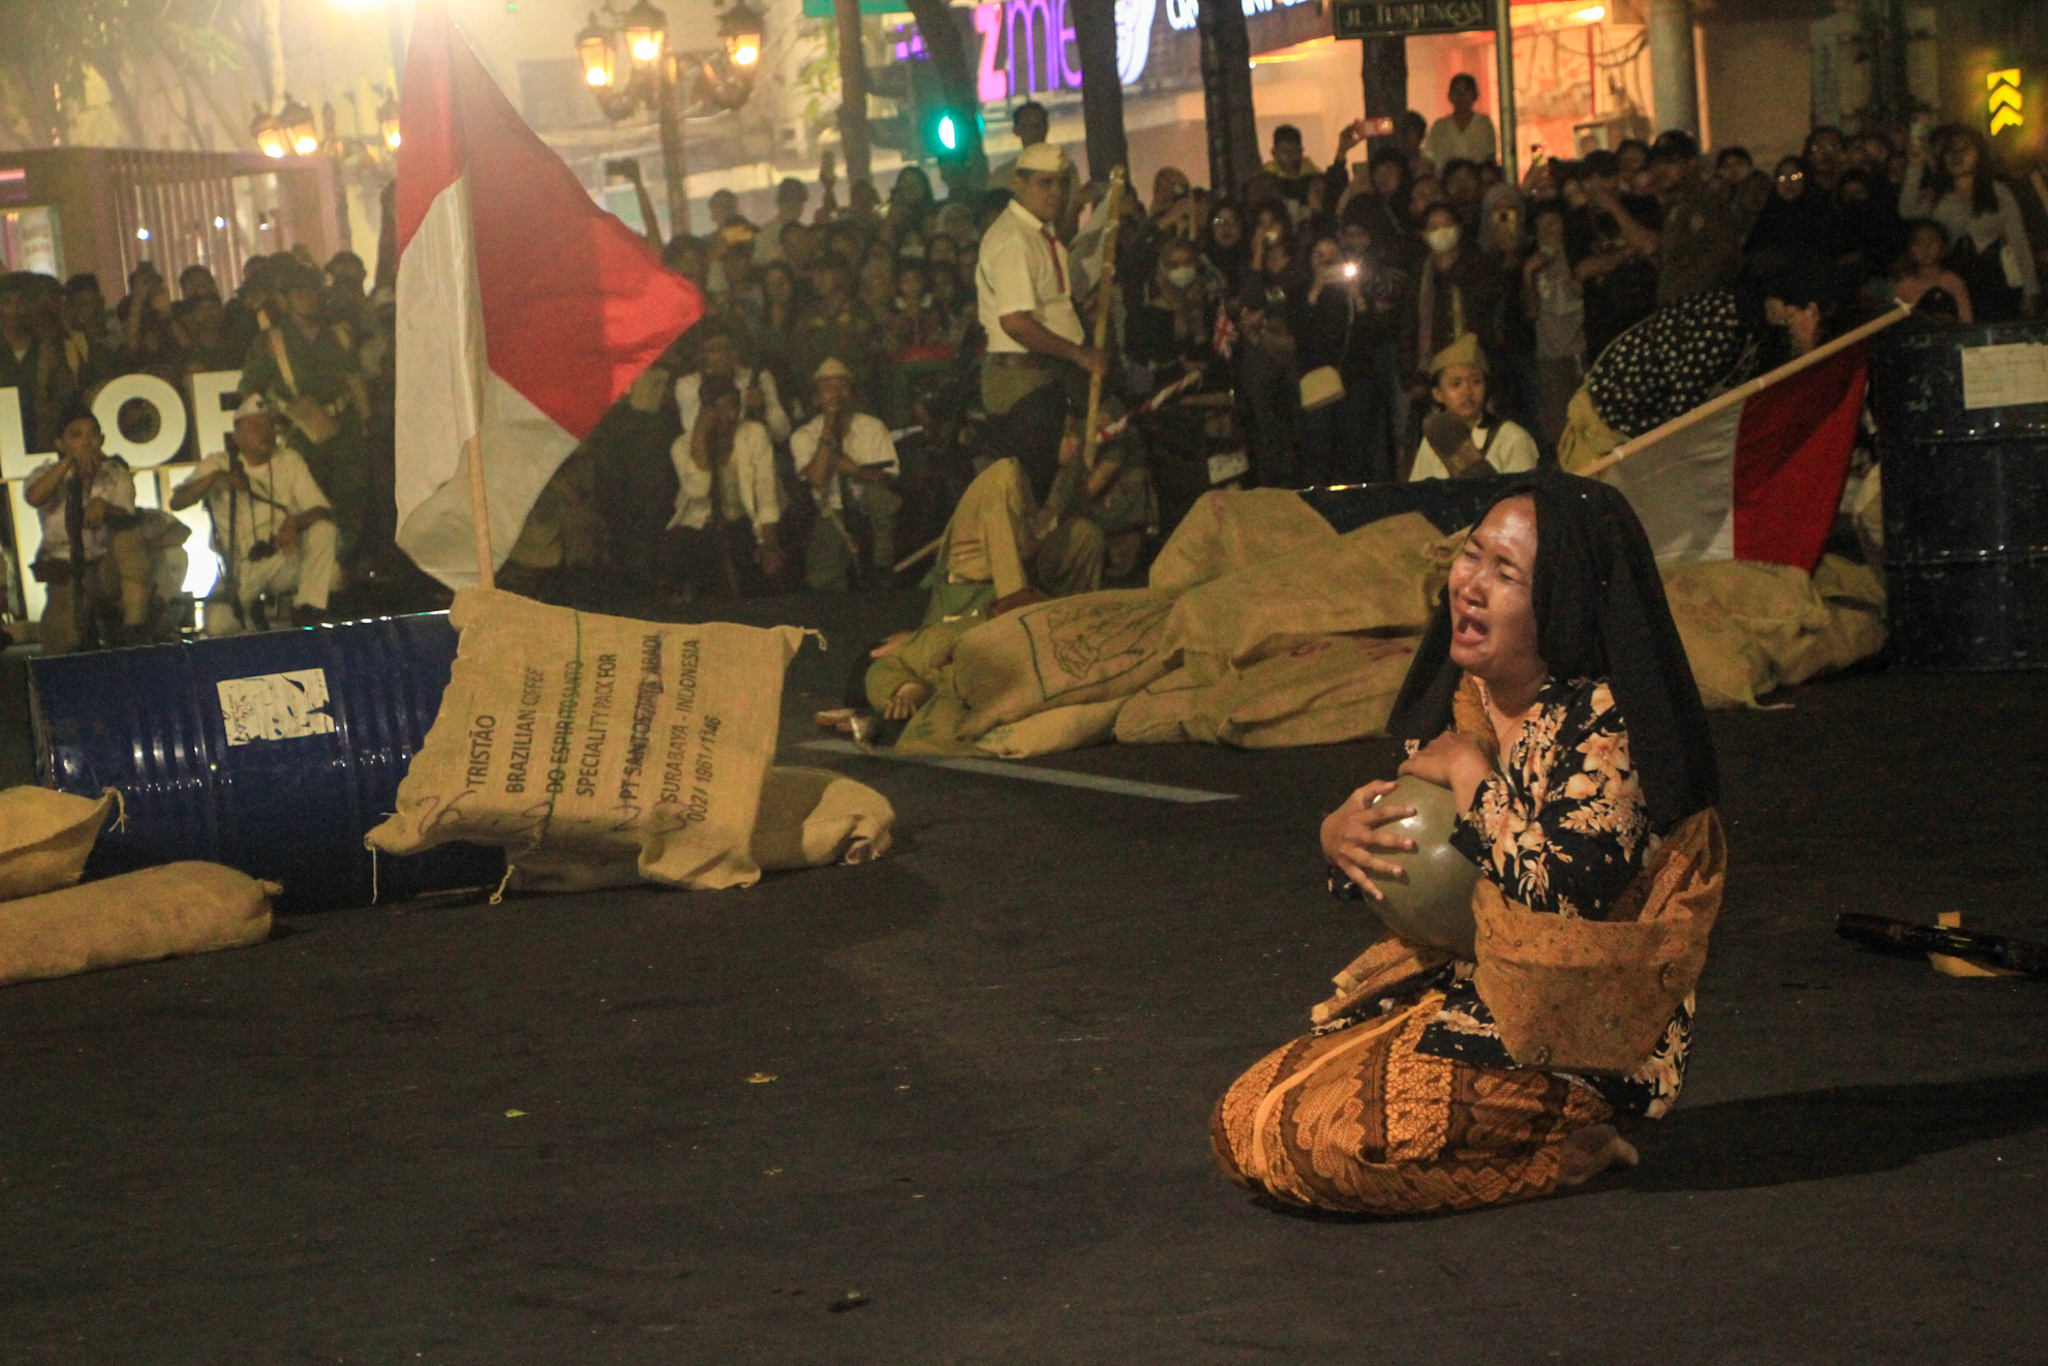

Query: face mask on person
<box><xmin>1426</xmin><ymin>225</ymin><xmax>1461</xmax><ymax>254</ymax></box>
<box><xmin>1165</xmin><ymin>266</ymin><xmax>1198</xmax><ymax>289</ymax></box>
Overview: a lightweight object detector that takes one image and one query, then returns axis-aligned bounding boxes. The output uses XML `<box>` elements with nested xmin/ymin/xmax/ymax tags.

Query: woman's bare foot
<box><xmin>1555</xmin><ymin>1123</ymin><xmax>1640</xmax><ymax>1188</ymax></box>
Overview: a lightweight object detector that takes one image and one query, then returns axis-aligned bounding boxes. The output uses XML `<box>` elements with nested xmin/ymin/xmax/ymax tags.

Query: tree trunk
<box><xmin>1359</xmin><ymin>35</ymin><xmax>1409</xmax><ymax>150</ymax></box>
<box><xmin>833</xmin><ymin>0</ymin><xmax>873</xmax><ymax>189</ymax></box>
<box><xmin>902</xmin><ymin>0</ymin><xmax>988</xmax><ymax>192</ymax></box>
<box><xmin>1195</xmin><ymin>0</ymin><xmax>1259</xmax><ymax>199</ymax></box>
<box><xmin>1070</xmin><ymin>0</ymin><xmax>1128</xmax><ymax>182</ymax></box>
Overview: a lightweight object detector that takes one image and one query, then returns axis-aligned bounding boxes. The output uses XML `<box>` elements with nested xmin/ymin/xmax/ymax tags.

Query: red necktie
<box><xmin>1041</xmin><ymin>226</ymin><xmax>1066</xmax><ymax>294</ymax></box>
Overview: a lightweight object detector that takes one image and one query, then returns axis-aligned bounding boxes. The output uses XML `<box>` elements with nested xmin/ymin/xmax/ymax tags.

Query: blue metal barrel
<box><xmin>28</xmin><ymin>614</ymin><xmax>505</xmax><ymax>913</ymax></box>
<box><xmin>1871</xmin><ymin>321</ymin><xmax>2048</xmax><ymax>670</ymax></box>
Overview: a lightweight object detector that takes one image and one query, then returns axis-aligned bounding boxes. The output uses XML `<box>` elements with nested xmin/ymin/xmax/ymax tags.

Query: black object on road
<box><xmin>1869</xmin><ymin>319</ymin><xmax>2048</xmax><ymax>671</ymax></box>
<box><xmin>1835</xmin><ymin>912</ymin><xmax>2048</xmax><ymax>979</ymax></box>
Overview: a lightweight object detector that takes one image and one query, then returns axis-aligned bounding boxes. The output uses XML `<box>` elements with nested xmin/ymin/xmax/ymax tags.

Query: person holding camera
<box><xmin>172</xmin><ymin>393</ymin><xmax>339</xmax><ymax>632</ymax></box>
<box><xmin>23</xmin><ymin>403</ymin><xmax>148</xmax><ymax>654</ymax></box>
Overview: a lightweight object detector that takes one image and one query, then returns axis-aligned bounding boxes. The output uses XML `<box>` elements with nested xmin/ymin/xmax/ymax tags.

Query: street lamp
<box><xmin>279</xmin><ymin>96</ymin><xmax>319</xmax><ymax>156</ymax></box>
<box><xmin>722</xmin><ymin>1</ymin><xmax>763</xmax><ymax>68</ymax></box>
<box><xmin>577</xmin><ymin>14</ymin><xmax>617</xmax><ymax>88</ymax></box>
<box><xmin>251</xmin><ymin>107</ymin><xmax>288</xmax><ymax>158</ymax></box>
<box><xmin>622</xmin><ymin>0</ymin><xmax>667</xmax><ymax>65</ymax></box>
<box><xmin>378</xmin><ymin>93</ymin><xmax>402</xmax><ymax>150</ymax></box>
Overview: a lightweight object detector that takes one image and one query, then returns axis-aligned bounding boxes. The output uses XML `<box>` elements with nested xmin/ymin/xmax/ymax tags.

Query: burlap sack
<box><xmin>1160</xmin><ymin>513</ymin><xmax>1458</xmax><ymax>669</ymax></box>
<box><xmin>1661</xmin><ymin>557</ymin><xmax>1887</xmax><ymax>708</ymax></box>
<box><xmin>950</xmin><ymin>589</ymin><xmax>1177</xmax><ymax>739</ymax></box>
<box><xmin>368</xmin><ymin>589</ymin><xmax>808</xmax><ymax>891</ymax></box>
<box><xmin>0</xmin><ymin>787</ymin><xmax>118</xmax><ymax>901</ymax></box>
<box><xmin>750</xmin><ymin>767</ymin><xmax>895</xmax><ymax>869</ymax></box>
<box><xmin>1471</xmin><ymin>810</ymin><xmax>1724</xmax><ymax>1074</ymax></box>
<box><xmin>1777</xmin><ymin>554</ymin><xmax>1886</xmax><ymax>687</ymax></box>
<box><xmin>1147</xmin><ymin>488</ymin><xmax>1337</xmax><ymax>593</ymax></box>
<box><xmin>0</xmin><ymin>862</ymin><xmax>274</xmax><ymax>988</ymax></box>
<box><xmin>975</xmin><ymin>698</ymin><xmax>1126</xmax><ymax>758</ymax></box>
<box><xmin>1115</xmin><ymin>635</ymin><xmax>1417</xmax><ymax>749</ymax></box>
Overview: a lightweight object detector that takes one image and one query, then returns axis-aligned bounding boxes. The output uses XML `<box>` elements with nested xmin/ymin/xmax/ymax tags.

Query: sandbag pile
<box><xmin>891</xmin><ymin>489</ymin><xmax>1890</xmax><ymax>761</ymax></box>
<box><xmin>0</xmin><ymin>787</ymin><xmax>275</xmax><ymax>988</ymax></box>
<box><xmin>370</xmin><ymin>588</ymin><xmax>894</xmax><ymax>891</ymax></box>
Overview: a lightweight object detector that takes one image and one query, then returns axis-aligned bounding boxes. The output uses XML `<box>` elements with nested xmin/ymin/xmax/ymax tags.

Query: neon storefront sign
<box><xmin>973</xmin><ymin>0</ymin><xmax>1157</xmax><ymax>100</ymax></box>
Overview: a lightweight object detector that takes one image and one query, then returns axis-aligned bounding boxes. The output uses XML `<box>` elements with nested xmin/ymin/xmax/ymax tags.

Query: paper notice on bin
<box><xmin>1959</xmin><ymin>341</ymin><xmax>2048</xmax><ymax>409</ymax></box>
<box><xmin>217</xmin><ymin>669</ymin><xmax>337</xmax><ymax>746</ymax></box>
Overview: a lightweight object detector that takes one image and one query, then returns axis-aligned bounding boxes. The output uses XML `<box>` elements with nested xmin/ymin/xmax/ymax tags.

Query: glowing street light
<box><xmin>722</xmin><ymin>1</ymin><xmax>763</xmax><ymax>68</ymax></box>
<box><xmin>622</xmin><ymin>0</ymin><xmax>667</xmax><ymax>66</ymax></box>
<box><xmin>378</xmin><ymin>93</ymin><xmax>402</xmax><ymax>149</ymax></box>
<box><xmin>577</xmin><ymin>13</ymin><xmax>618</xmax><ymax>88</ymax></box>
<box><xmin>251</xmin><ymin>107</ymin><xmax>288</xmax><ymax>158</ymax></box>
<box><xmin>278</xmin><ymin>96</ymin><xmax>319</xmax><ymax>156</ymax></box>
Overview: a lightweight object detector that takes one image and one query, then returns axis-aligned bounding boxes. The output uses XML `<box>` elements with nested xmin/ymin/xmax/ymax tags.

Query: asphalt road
<box><xmin>2</xmin><ymin>596</ymin><xmax>2046</xmax><ymax>1365</ymax></box>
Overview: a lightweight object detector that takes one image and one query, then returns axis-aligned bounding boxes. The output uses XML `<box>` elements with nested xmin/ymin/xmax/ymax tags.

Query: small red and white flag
<box><xmin>394</xmin><ymin>2</ymin><xmax>701</xmax><ymax>586</ymax></box>
<box><xmin>1605</xmin><ymin>341</ymin><xmax>1869</xmax><ymax>571</ymax></box>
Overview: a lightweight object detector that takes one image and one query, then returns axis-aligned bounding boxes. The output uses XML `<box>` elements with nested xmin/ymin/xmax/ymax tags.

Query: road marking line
<box><xmin>794</xmin><ymin>739</ymin><xmax>1238</xmax><ymax>804</ymax></box>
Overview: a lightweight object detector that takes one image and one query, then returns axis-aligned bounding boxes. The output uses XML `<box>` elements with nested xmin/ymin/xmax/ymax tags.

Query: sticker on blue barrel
<box><xmin>217</xmin><ymin>668</ymin><xmax>337</xmax><ymax>746</ymax></box>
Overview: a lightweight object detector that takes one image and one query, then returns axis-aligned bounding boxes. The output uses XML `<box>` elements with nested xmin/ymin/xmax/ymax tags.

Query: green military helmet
<box><xmin>1369</xmin><ymin>774</ymin><xmax>1481</xmax><ymax>957</ymax></box>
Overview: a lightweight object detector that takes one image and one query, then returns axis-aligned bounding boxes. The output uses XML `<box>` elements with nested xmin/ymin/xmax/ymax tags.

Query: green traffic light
<box><xmin>937</xmin><ymin>113</ymin><xmax>957</xmax><ymax>152</ymax></box>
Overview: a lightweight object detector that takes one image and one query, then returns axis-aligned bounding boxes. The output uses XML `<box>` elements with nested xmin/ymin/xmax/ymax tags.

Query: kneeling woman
<box><xmin>1213</xmin><ymin>473</ymin><xmax>1723</xmax><ymax>1215</ymax></box>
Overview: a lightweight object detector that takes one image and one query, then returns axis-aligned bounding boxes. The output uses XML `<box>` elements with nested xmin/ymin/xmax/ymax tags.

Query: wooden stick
<box><xmin>464</xmin><ymin>431</ymin><xmax>495</xmax><ymax>589</ymax></box>
<box><xmin>1081</xmin><ymin>166</ymin><xmax>1127</xmax><ymax>472</ymax></box>
<box><xmin>894</xmin><ymin>532</ymin><xmax>945</xmax><ymax>575</ymax></box>
<box><xmin>1577</xmin><ymin>300</ymin><xmax>1913</xmax><ymax>482</ymax></box>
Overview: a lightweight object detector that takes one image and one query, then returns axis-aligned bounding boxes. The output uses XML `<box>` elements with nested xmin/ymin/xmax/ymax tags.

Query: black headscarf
<box><xmin>1002</xmin><ymin>379</ymin><xmax>1074</xmax><ymax>505</ymax></box>
<box><xmin>1388</xmin><ymin>470</ymin><xmax>1720</xmax><ymax>834</ymax></box>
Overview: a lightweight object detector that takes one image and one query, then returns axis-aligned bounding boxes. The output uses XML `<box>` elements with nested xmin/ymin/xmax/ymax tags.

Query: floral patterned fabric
<box><xmin>1390</xmin><ymin>675</ymin><xmax>1689</xmax><ymax>1118</ymax></box>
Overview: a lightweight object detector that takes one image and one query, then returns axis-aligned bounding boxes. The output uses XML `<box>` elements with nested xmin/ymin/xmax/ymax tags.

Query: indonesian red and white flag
<box><xmin>394</xmin><ymin>3</ymin><xmax>701</xmax><ymax>587</ymax></box>
<box><xmin>1605</xmin><ymin>340</ymin><xmax>1869</xmax><ymax>572</ymax></box>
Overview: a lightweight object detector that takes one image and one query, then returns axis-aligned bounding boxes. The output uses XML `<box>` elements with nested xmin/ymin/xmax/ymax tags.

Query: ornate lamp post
<box><xmin>575</xmin><ymin>2</ymin><xmax>762</xmax><ymax>241</ymax></box>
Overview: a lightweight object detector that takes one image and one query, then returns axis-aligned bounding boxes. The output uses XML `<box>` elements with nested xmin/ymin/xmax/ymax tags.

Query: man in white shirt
<box><xmin>674</xmin><ymin>328</ymin><xmax>790</xmax><ymax>446</ymax></box>
<box><xmin>172</xmin><ymin>393</ymin><xmax>340</xmax><ymax>632</ymax></box>
<box><xmin>1423</xmin><ymin>73</ymin><xmax>1500</xmax><ymax>172</ymax></box>
<box><xmin>976</xmin><ymin>141</ymin><xmax>1107</xmax><ymax>416</ymax></box>
<box><xmin>791</xmin><ymin>358</ymin><xmax>901</xmax><ymax>591</ymax></box>
<box><xmin>22</xmin><ymin>403</ymin><xmax>147</xmax><ymax>653</ymax></box>
<box><xmin>664</xmin><ymin>373</ymin><xmax>783</xmax><ymax>599</ymax></box>
<box><xmin>1408</xmin><ymin>333</ymin><xmax>1540</xmax><ymax>482</ymax></box>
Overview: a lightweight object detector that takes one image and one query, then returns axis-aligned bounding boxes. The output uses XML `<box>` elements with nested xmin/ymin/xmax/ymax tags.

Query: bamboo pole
<box><xmin>1081</xmin><ymin>166</ymin><xmax>1127</xmax><ymax>471</ymax></box>
<box><xmin>1578</xmin><ymin>300</ymin><xmax>1913</xmax><ymax>482</ymax></box>
<box><xmin>464</xmin><ymin>431</ymin><xmax>494</xmax><ymax>588</ymax></box>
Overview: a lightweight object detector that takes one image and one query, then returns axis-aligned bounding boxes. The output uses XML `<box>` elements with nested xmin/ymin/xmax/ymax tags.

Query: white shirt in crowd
<box><xmin>29</xmin><ymin>458</ymin><xmax>136</xmax><ymax>564</ymax></box>
<box><xmin>789</xmin><ymin>411</ymin><xmax>900</xmax><ymax>511</ymax></box>
<box><xmin>176</xmin><ymin>449</ymin><xmax>329</xmax><ymax>560</ymax></box>
<box><xmin>1408</xmin><ymin>420</ymin><xmax>1540</xmax><ymax>483</ymax></box>
<box><xmin>1422</xmin><ymin>112</ymin><xmax>1499</xmax><ymax>172</ymax></box>
<box><xmin>675</xmin><ymin>368</ymin><xmax>791</xmax><ymax>445</ymax></box>
<box><xmin>977</xmin><ymin>197</ymin><xmax>1084</xmax><ymax>354</ymax></box>
<box><xmin>667</xmin><ymin>420</ymin><xmax>780</xmax><ymax>536</ymax></box>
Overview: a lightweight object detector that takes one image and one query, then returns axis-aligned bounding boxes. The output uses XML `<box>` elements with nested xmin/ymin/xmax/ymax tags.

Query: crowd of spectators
<box><xmin>7</xmin><ymin>90</ymin><xmax>2046</xmax><ymax>644</ymax></box>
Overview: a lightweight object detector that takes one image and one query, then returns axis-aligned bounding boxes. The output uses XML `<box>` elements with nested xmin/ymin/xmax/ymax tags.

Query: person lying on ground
<box><xmin>1407</xmin><ymin>331</ymin><xmax>1539</xmax><ymax>482</ymax></box>
<box><xmin>1213</xmin><ymin>470</ymin><xmax>1723</xmax><ymax>1217</ymax></box>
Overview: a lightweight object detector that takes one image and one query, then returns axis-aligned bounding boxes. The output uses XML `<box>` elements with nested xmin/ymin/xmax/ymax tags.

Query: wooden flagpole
<box><xmin>464</xmin><ymin>431</ymin><xmax>495</xmax><ymax>588</ymax></box>
<box><xmin>1081</xmin><ymin>166</ymin><xmax>1127</xmax><ymax>471</ymax></box>
<box><xmin>1577</xmin><ymin>299</ymin><xmax>1913</xmax><ymax>482</ymax></box>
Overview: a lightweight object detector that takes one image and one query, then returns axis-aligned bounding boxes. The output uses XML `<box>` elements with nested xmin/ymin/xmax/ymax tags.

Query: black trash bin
<box><xmin>1870</xmin><ymin>321</ymin><xmax>2048</xmax><ymax>670</ymax></box>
